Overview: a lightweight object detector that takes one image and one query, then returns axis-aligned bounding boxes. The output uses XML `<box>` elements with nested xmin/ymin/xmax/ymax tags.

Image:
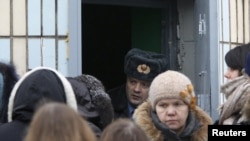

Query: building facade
<box><xmin>1</xmin><ymin>0</ymin><xmax>248</xmax><ymax>121</ymax></box>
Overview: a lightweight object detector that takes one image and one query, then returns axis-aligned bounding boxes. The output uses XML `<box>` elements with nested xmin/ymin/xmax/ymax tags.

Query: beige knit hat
<box><xmin>148</xmin><ymin>70</ymin><xmax>196</xmax><ymax>110</ymax></box>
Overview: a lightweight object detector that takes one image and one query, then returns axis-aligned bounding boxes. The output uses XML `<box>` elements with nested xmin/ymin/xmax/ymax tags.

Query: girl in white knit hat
<box><xmin>133</xmin><ymin>70</ymin><xmax>212</xmax><ymax>141</ymax></box>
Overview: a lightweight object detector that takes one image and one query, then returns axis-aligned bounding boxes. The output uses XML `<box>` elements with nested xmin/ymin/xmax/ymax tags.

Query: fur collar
<box><xmin>133</xmin><ymin>101</ymin><xmax>212</xmax><ymax>141</ymax></box>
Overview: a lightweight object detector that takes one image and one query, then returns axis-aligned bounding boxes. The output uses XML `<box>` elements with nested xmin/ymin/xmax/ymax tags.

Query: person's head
<box><xmin>24</xmin><ymin>102</ymin><xmax>97</xmax><ymax>141</ymax></box>
<box><xmin>224</xmin><ymin>43</ymin><xmax>250</xmax><ymax>80</ymax></box>
<box><xmin>99</xmin><ymin>118</ymin><xmax>149</xmax><ymax>141</ymax></box>
<box><xmin>148</xmin><ymin>70</ymin><xmax>196</xmax><ymax>135</ymax></box>
<box><xmin>7</xmin><ymin>66</ymin><xmax>77</xmax><ymax>122</ymax></box>
<box><xmin>124</xmin><ymin>48</ymin><xmax>168</xmax><ymax>107</ymax></box>
<box><xmin>0</xmin><ymin>62</ymin><xmax>19</xmax><ymax>123</ymax></box>
<box><xmin>67</xmin><ymin>74</ymin><xmax>114</xmax><ymax>137</ymax></box>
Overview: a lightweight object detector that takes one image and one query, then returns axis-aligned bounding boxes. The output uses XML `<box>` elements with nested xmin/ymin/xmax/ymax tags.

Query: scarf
<box><xmin>151</xmin><ymin>110</ymin><xmax>200</xmax><ymax>141</ymax></box>
<box><xmin>219</xmin><ymin>74</ymin><xmax>250</xmax><ymax>124</ymax></box>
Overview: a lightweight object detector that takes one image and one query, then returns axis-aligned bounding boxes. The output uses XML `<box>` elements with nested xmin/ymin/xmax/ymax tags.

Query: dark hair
<box><xmin>99</xmin><ymin>118</ymin><xmax>149</xmax><ymax>141</ymax></box>
<box><xmin>225</xmin><ymin>43</ymin><xmax>250</xmax><ymax>73</ymax></box>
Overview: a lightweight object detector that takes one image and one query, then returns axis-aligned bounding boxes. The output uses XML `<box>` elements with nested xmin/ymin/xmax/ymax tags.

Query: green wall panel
<box><xmin>131</xmin><ymin>8</ymin><xmax>161</xmax><ymax>53</ymax></box>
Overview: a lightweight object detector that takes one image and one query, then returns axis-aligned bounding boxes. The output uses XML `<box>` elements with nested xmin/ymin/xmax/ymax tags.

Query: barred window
<box><xmin>0</xmin><ymin>0</ymin><xmax>69</xmax><ymax>76</ymax></box>
<box><xmin>219</xmin><ymin>0</ymin><xmax>250</xmax><ymax>103</ymax></box>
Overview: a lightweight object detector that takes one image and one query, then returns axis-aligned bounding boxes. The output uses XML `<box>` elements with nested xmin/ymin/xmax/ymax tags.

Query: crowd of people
<box><xmin>0</xmin><ymin>46</ymin><xmax>250</xmax><ymax>141</ymax></box>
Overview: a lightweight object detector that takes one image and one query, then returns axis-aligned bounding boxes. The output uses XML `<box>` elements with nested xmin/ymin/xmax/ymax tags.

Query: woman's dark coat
<box><xmin>0</xmin><ymin>67</ymin><xmax>77</xmax><ymax>141</ymax></box>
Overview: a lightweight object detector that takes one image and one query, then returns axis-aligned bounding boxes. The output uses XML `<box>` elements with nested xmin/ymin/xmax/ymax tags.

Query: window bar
<box><xmin>242</xmin><ymin>0</ymin><xmax>245</xmax><ymax>43</ymax></box>
<box><xmin>26</xmin><ymin>0</ymin><xmax>28</xmax><ymax>71</ymax></box>
<box><xmin>55</xmin><ymin>0</ymin><xmax>58</xmax><ymax>70</ymax></box>
<box><xmin>10</xmin><ymin>0</ymin><xmax>13</xmax><ymax>61</ymax></box>
<box><xmin>236</xmin><ymin>0</ymin><xmax>238</xmax><ymax>43</ymax></box>
<box><xmin>229</xmin><ymin>0</ymin><xmax>232</xmax><ymax>49</ymax></box>
<box><xmin>41</xmin><ymin>0</ymin><xmax>43</xmax><ymax>66</ymax></box>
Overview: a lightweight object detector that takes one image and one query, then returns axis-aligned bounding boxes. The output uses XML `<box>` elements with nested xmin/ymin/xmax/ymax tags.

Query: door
<box><xmin>82</xmin><ymin>2</ymin><xmax>172</xmax><ymax>90</ymax></box>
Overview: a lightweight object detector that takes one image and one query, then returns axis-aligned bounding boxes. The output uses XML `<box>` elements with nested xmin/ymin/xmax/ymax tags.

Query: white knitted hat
<box><xmin>148</xmin><ymin>70</ymin><xmax>196</xmax><ymax>110</ymax></box>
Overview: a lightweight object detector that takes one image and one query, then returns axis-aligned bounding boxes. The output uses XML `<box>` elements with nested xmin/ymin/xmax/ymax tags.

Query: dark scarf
<box><xmin>151</xmin><ymin>110</ymin><xmax>200</xmax><ymax>141</ymax></box>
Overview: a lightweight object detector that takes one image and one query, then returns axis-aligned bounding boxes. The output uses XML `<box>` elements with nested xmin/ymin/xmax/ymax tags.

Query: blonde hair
<box><xmin>99</xmin><ymin>118</ymin><xmax>149</xmax><ymax>141</ymax></box>
<box><xmin>24</xmin><ymin>102</ymin><xmax>96</xmax><ymax>141</ymax></box>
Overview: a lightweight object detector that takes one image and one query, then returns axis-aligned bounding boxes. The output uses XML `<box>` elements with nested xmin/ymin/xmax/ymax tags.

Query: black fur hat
<box><xmin>124</xmin><ymin>48</ymin><xmax>168</xmax><ymax>81</ymax></box>
<box><xmin>225</xmin><ymin>43</ymin><xmax>250</xmax><ymax>71</ymax></box>
<box><xmin>67</xmin><ymin>74</ymin><xmax>114</xmax><ymax>136</ymax></box>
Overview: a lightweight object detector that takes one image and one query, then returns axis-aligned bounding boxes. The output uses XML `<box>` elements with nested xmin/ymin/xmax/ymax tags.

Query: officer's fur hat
<box><xmin>124</xmin><ymin>48</ymin><xmax>168</xmax><ymax>81</ymax></box>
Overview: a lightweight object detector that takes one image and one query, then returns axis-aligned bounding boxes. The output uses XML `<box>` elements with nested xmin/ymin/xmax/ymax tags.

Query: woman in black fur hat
<box><xmin>67</xmin><ymin>74</ymin><xmax>114</xmax><ymax>138</ymax></box>
<box><xmin>216</xmin><ymin>43</ymin><xmax>250</xmax><ymax>125</ymax></box>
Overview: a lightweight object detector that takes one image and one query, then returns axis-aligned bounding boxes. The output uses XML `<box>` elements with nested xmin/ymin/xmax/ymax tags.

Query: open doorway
<box><xmin>82</xmin><ymin>3</ymin><xmax>168</xmax><ymax>90</ymax></box>
<box><xmin>82</xmin><ymin>4</ymin><xmax>131</xmax><ymax>90</ymax></box>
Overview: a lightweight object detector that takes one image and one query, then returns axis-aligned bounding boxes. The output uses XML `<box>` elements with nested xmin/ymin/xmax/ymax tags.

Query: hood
<box><xmin>8</xmin><ymin>66</ymin><xmax>77</xmax><ymax>122</ymax></box>
<box><xmin>67</xmin><ymin>74</ymin><xmax>114</xmax><ymax>130</ymax></box>
<box><xmin>0</xmin><ymin>62</ymin><xmax>19</xmax><ymax>123</ymax></box>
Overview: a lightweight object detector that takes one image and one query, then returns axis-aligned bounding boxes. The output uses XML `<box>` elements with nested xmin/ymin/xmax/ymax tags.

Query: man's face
<box><xmin>125</xmin><ymin>76</ymin><xmax>150</xmax><ymax>107</ymax></box>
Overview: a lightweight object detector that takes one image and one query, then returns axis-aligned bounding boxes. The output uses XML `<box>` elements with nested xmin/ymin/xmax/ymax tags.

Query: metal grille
<box><xmin>0</xmin><ymin>0</ymin><xmax>69</xmax><ymax>76</ymax></box>
<box><xmin>219</xmin><ymin>0</ymin><xmax>250</xmax><ymax>104</ymax></box>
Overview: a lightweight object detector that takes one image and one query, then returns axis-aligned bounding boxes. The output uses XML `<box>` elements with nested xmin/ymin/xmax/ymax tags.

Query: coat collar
<box><xmin>133</xmin><ymin>101</ymin><xmax>212</xmax><ymax>141</ymax></box>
